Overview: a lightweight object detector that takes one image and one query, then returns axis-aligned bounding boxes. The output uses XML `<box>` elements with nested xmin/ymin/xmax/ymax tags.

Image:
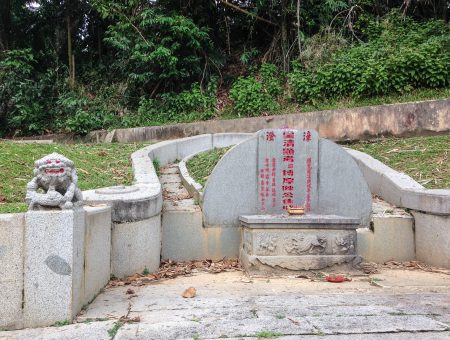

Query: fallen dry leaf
<box><xmin>107</xmin><ymin>258</ymin><xmax>242</xmax><ymax>288</ymax></box>
<box><xmin>182</xmin><ymin>287</ymin><xmax>197</xmax><ymax>298</ymax></box>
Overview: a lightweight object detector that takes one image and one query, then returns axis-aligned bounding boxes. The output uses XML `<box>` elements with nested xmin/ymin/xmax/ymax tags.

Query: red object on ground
<box><xmin>325</xmin><ymin>275</ymin><xmax>351</xmax><ymax>283</ymax></box>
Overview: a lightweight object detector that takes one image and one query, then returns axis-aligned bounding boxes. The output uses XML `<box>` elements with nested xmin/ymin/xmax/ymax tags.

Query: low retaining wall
<box><xmin>0</xmin><ymin>206</ymin><xmax>111</xmax><ymax>330</ymax></box>
<box><xmin>348</xmin><ymin>149</ymin><xmax>450</xmax><ymax>268</ymax></box>
<box><xmin>84</xmin><ymin>99</ymin><xmax>450</xmax><ymax>143</ymax></box>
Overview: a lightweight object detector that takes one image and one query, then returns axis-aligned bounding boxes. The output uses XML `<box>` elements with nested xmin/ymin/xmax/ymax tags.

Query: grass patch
<box><xmin>52</xmin><ymin>320</ymin><xmax>70</xmax><ymax>327</ymax></box>
<box><xmin>186</xmin><ymin>147</ymin><xmax>231</xmax><ymax>186</ymax></box>
<box><xmin>107</xmin><ymin>321</ymin><xmax>123</xmax><ymax>339</ymax></box>
<box><xmin>347</xmin><ymin>135</ymin><xmax>449</xmax><ymax>189</ymax></box>
<box><xmin>0</xmin><ymin>142</ymin><xmax>146</xmax><ymax>213</ymax></box>
<box><xmin>255</xmin><ymin>330</ymin><xmax>283</xmax><ymax>338</ymax></box>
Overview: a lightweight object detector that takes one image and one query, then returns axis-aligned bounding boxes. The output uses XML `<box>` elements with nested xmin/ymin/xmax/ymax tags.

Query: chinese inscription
<box><xmin>257</xmin><ymin>129</ymin><xmax>318</xmax><ymax>214</ymax></box>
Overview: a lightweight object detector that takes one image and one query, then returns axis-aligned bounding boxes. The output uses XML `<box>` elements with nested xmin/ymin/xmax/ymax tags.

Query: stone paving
<box><xmin>1</xmin><ymin>269</ymin><xmax>449</xmax><ymax>339</ymax></box>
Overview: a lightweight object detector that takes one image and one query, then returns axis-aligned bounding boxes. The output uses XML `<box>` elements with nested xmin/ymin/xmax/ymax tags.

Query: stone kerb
<box><xmin>202</xmin><ymin>129</ymin><xmax>372</xmax><ymax>229</ymax></box>
<box><xmin>346</xmin><ymin>148</ymin><xmax>450</xmax><ymax>214</ymax></box>
<box><xmin>179</xmin><ymin>153</ymin><xmax>205</xmax><ymax>204</ymax></box>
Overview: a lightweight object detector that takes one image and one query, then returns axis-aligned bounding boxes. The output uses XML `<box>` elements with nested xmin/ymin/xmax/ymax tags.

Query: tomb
<box><xmin>202</xmin><ymin>129</ymin><xmax>372</xmax><ymax>273</ymax></box>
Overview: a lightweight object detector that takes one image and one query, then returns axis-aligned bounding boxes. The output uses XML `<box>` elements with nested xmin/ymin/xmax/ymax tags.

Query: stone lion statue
<box><xmin>26</xmin><ymin>152</ymin><xmax>83</xmax><ymax>210</ymax></box>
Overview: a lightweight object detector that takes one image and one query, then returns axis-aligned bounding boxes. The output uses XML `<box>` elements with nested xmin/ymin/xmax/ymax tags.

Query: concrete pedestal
<box><xmin>239</xmin><ymin>214</ymin><xmax>361</xmax><ymax>273</ymax></box>
<box><xmin>24</xmin><ymin>209</ymin><xmax>85</xmax><ymax>327</ymax></box>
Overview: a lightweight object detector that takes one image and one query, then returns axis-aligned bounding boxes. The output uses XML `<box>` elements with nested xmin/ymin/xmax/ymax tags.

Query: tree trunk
<box><xmin>280</xmin><ymin>0</ymin><xmax>289</xmax><ymax>73</ymax></box>
<box><xmin>0</xmin><ymin>0</ymin><xmax>11</xmax><ymax>51</ymax></box>
<box><xmin>67</xmin><ymin>15</ymin><xmax>74</xmax><ymax>86</ymax></box>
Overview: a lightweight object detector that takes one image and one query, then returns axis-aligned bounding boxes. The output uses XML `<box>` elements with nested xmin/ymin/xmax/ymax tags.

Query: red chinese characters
<box><xmin>271</xmin><ymin>157</ymin><xmax>277</xmax><ymax>207</ymax></box>
<box><xmin>306</xmin><ymin>157</ymin><xmax>312</xmax><ymax>212</ymax></box>
<box><xmin>282</xmin><ymin>130</ymin><xmax>295</xmax><ymax>210</ymax></box>
<box><xmin>259</xmin><ymin>168</ymin><xmax>266</xmax><ymax>211</ymax></box>
<box><xmin>303</xmin><ymin>130</ymin><xmax>311</xmax><ymax>142</ymax></box>
<box><xmin>266</xmin><ymin>131</ymin><xmax>275</xmax><ymax>141</ymax></box>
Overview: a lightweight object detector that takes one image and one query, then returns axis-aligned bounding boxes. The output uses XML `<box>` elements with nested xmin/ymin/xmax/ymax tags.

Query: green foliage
<box><xmin>57</xmin><ymin>87</ymin><xmax>118</xmax><ymax>135</ymax></box>
<box><xmin>108</xmin><ymin>321</ymin><xmax>123</xmax><ymax>339</ymax></box>
<box><xmin>96</xmin><ymin>1</ymin><xmax>213</xmax><ymax>94</ymax></box>
<box><xmin>52</xmin><ymin>320</ymin><xmax>70</xmax><ymax>327</ymax></box>
<box><xmin>132</xmin><ymin>80</ymin><xmax>217</xmax><ymax>126</ymax></box>
<box><xmin>255</xmin><ymin>330</ymin><xmax>283</xmax><ymax>338</ymax></box>
<box><xmin>0</xmin><ymin>49</ymin><xmax>52</xmax><ymax>136</ymax></box>
<box><xmin>230</xmin><ymin>64</ymin><xmax>282</xmax><ymax>117</ymax></box>
<box><xmin>289</xmin><ymin>13</ymin><xmax>450</xmax><ymax>103</ymax></box>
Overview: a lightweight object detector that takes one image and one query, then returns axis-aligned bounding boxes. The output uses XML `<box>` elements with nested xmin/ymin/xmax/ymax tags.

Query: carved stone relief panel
<box><xmin>284</xmin><ymin>234</ymin><xmax>327</xmax><ymax>255</ymax></box>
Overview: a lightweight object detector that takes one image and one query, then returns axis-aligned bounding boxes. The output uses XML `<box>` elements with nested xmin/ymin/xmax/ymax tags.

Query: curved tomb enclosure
<box><xmin>202</xmin><ymin>129</ymin><xmax>372</xmax><ymax>228</ymax></box>
<box><xmin>201</xmin><ymin>128</ymin><xmax>372</xmax><ymax>272</ymax></box>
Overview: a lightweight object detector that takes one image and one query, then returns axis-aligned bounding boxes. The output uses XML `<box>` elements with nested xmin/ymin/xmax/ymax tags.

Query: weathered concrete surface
<box><xmin>83</xmin><ymin>99</ymin><xmax>450</xmax><ymax>143</ymax></box>
<box><xmin>357</xmin><ymin>199</ymin><xmax>415</xmax><ymax>263</ymax></box>
<box><xmin>0</xmin><ymin>214</ymin><xmax>25</xmax><ymax>330</ymax></box>
<box><xmin>111</xmin><ymin>215</ymin><xmax>161</xmax><ymax>279</ymax></box>
<box><xmin>3</xmin><ymin>270</ymin><xmax>448</xmax><ymax>339</ymax></box>
<box><xmin>23</xmin><ymin>209</ymin><xmax>85</xmax><ymax>328</ymax></box>
<box><xmin>412</xmin><ymin>211</ymin><xmax>450</xmax><ymax>268</ymax></box>
<box><xmin>0</xmin><ymin>320</ymin><xmax>115</xmax><ymax>339</ymax></box>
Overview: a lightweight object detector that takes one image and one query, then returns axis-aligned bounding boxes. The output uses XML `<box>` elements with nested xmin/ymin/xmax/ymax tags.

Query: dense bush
<box><xmin>119</xmin><ymin>80</ymin><xmax>217</xmax><ymax>128</ymax></box>
<box><xmin>289</xmin><ymin>13</ymin><xmax>450</xmax><ymax>103</ymax></box>
<box><xmin>0</xmin><ymin>49</ymin><xmax>65</xmax><ymax>136</ymax></box>
<box><xmin>230</xmin><ymin>63</ymin><xmax>282</xmax><ymax>117</ymax></box>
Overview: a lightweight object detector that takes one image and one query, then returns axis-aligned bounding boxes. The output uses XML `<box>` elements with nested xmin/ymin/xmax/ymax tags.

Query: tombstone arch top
<box><xmin>202</xmin><ymin>129</ymin><xmax>371</xmax><ymax>228</ymax></box>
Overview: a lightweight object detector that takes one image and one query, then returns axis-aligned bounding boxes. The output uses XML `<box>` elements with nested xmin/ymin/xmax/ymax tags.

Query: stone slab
<box><xmin>24</xmin><ymin>209</ymin><xmax>85</xmax><ymax>327</ymax></box>
<box><xmin>413</xmin><ymin>211</ymin><xmax>450</xmax><ymax>268</ymax></box>
<box><xmin>111</xmin><ymin>215</ymin><xmax>161</xmax><ymax>279</ymax></box>
<box><xmin>0</xmin><ymin>213</ymin><xmax>25</xmax><ymax>330</ymax></box>
<box><xmin>240</xmin><ymin>214</ymin><xmax>360</xmax><ymax>228</ymax></box>
<box><xmin>83</xmin><ymin>206</ymin><xmax>111</xmax><ymax>305</ymax></box>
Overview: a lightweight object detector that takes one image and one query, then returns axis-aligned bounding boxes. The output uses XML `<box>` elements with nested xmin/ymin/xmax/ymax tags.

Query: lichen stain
<box><xmin>44</xmin><ymin>254</ymin><xmax>71</xmax><ymax>275</ymax></box>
